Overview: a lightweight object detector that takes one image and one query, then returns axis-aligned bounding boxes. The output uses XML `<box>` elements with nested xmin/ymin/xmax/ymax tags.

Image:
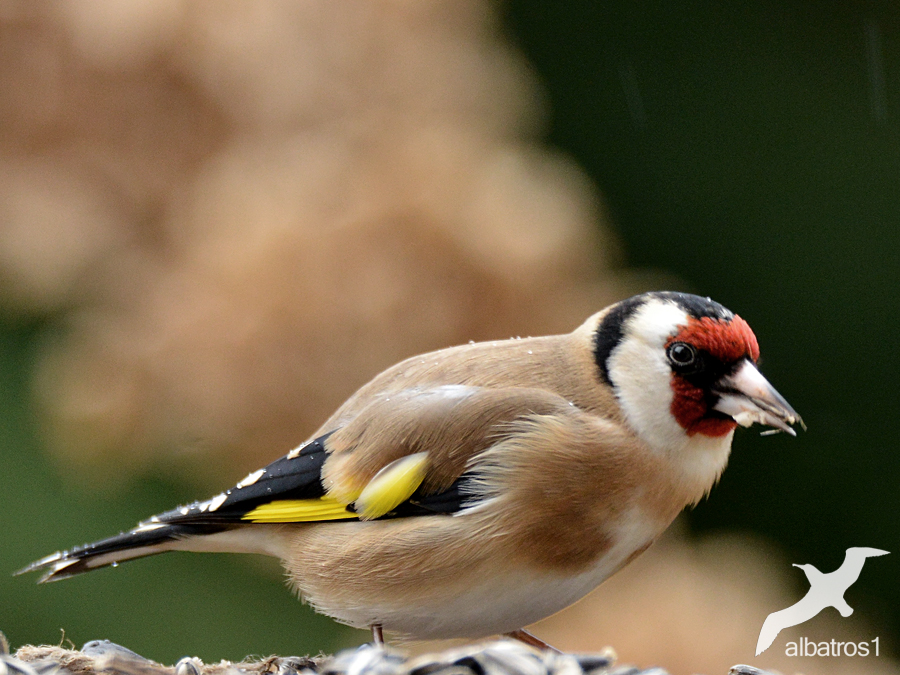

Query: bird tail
<box><xmin>15</xmin><ymin>520</ymin><xmax>231</xmax><ymax>583</ymax></box>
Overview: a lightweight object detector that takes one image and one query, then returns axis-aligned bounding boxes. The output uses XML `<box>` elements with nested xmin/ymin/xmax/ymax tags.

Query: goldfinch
<box><xmin>19</xmin><ymin>291</ymin><xmax>802</xmax><ymax>648</ymax></box>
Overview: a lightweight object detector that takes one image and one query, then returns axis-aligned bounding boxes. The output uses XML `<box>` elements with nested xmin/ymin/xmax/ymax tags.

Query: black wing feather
<box><xmin>157</xmin><ymin>432</ymin><xmax>335</xmax><ymax>525</ymax></box>
<box><xmin>393</xmin><ymin>473</ymin><xmax>477</xmax><ymax>516</ymax></box>
<box><xmin>18</xmin><ymin>432</ymin><xmax>483</xmax><ymax>582</ymax></box>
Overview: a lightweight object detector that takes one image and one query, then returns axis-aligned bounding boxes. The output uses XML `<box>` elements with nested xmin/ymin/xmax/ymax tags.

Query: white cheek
<box><xmin>607</xmin><ymin>303</ymin><xmax>688</xmax><ymax>452</ymax></box>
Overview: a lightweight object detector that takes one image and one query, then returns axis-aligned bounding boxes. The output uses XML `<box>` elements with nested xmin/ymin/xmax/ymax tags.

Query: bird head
<box><xmin>594</xmin><ymin>292</ymin><xmax>802</xmax><ymax>454</ymax></box>
<box><xmin>792</xmin><ymin>562</ymin><xmax>823</xmax><ymax>583</ymax></box>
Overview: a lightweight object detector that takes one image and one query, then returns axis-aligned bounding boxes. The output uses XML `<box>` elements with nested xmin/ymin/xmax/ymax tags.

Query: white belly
<box><xmin>315</xmin><ymin>506</ymin><xmax>663</xmax><ymax>638</ymax></box>
<box><xmin>368</xmin><ymin>560</ymin><xmax>617</xmax><ymax>638</ymax></box>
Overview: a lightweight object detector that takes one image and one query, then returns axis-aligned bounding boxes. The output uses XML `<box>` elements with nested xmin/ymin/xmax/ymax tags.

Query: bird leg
<box><xmin>504</xmin><ymin>629</ymin><xmax>560</xmax><ymax>653</ymax></box>
<box><xmin>371</xmin><ymin>624</ymin><xmax>385</xmax><ymax>647</ymax></box>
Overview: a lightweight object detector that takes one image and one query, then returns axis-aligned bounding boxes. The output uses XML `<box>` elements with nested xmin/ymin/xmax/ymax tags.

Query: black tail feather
<box><xmin>16</xmin><ymin>521</ymin><xmax>232</xmax><ymax>583</ymax></box>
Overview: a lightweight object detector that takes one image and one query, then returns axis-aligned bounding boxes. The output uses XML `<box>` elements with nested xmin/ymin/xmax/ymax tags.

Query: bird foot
<box><xmin>370</xmin><ymin>624</ymin><xmax>385</xmax><ymax>647</ymax></box>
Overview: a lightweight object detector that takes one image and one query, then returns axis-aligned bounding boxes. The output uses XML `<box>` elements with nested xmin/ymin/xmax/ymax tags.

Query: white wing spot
<box><xmin>287</xmin><ymin>441</ymin><xmax>310</xmax><ymax>460</ymax></box>
<box><xmin>208</xmin><ymin>493</ymin><xmax>228</xmax><ymax>512</ymax></box>
<box><xmin>236</xmin><ymin>468</ymin><xmax>265</xmax><ymax>489</ymax></box>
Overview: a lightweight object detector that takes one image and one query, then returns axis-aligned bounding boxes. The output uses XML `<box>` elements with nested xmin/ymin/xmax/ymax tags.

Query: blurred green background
<box><xmin>505</xmin><ymin>0</ymin><xmax>899</xmax><ymax>648</ymax></box>
<box><xmin>2</xmin><ymin>0</ymin><xmax>898</xmax><ymax>667</ymax></box>
<box><xmin>0</xmin><ymin>321</ymin><xmax>366</xmax><ymax>658</ymax></box>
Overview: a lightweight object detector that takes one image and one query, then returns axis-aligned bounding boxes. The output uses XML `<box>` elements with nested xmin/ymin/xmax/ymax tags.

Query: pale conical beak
<box><xmin>712</xmin><ymin>360</ymin><xmax>804</xmax><ymax>436</ymax></box>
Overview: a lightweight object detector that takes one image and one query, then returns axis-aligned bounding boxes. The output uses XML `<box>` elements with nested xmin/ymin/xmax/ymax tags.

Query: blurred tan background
<box><xmin>1</xmin><ymin>2</ymin><xmax>896</xmax><ymax>675</ymax></box>
<box><xmin>2</xmin><ymin>0</ymin><xmax>628</xmax><ymax>483</ymax></box>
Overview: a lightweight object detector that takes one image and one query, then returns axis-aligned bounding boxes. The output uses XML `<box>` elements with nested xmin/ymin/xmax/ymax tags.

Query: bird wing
<box><xmin>755</xmin><ymin>591</ymin><xmax>824</xmax><ymax>655</ymax></box>
<box><xmin>143</xmin><ymin>386</ymin><xmax>582</xmax><ymax>526</ymax></box>
<box><xmin>92</xmin><ymin>385</ymin><xmax>573</xmax><ymax>529</ymax></box>
<box><xmin>320</xmin><ymin>385</ymin><xmax>579</xmax><ymax>509</ymax></box>
<box><xmin>18</xmin><ymin>384</ymin><xmax>589</xmax><ymax>582</ymax></box>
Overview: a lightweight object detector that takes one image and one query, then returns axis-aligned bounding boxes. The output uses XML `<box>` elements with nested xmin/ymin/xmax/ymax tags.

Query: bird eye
<box><xmin>667</xmin><ymin>342</ymin><xmax>697</xmax><ymax>368</ymax></box>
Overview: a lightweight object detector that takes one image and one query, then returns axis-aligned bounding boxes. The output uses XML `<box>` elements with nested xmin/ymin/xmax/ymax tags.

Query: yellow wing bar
<box><xmin>241</xmin><ymin>452</ymin><xmax>430</xmax><ymax>523</ymax></box>
<box><xmin>354</xmin><ymin>452</ymin><xmax>428</xmax><ymax>520</ymax></box>
<box><xmin>241</xmin><ymin>497</ymin><xmax>353</xmax><ymax>523</ymax></box>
